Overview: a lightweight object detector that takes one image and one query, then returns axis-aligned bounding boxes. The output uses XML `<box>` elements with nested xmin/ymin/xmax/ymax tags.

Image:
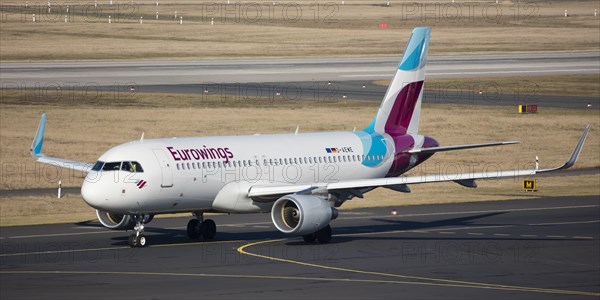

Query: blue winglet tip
<box><xmin>31</xmin><ymin>113</ymin><xmax>46</xmax><ymax>157</ymax></box>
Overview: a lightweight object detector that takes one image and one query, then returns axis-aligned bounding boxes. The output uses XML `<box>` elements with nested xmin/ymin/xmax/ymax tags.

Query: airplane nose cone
<box><xmin>81</xmin><ymin>174</ymin><xmax>106</xmax><ymax>210</ymax></box>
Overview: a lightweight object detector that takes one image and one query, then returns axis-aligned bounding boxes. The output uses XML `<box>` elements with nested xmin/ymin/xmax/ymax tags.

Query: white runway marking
<box><xmin>340</xmin><ymin>68</ymin><xmax>599</xmax><ymax>78</ymax></box>
<box><xmin>529</xmin><ymin>220</ymin><xmax>600</xmax><ymax>226</ymax></box>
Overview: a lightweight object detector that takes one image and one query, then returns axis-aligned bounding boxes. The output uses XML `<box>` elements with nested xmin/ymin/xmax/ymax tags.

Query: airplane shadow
<box><xmin>75</xmin><ymin>220</ymin><xmax>104</xmax><ymax>228</ymax></box>
<box><xmin>103</xmin><ymin>211</ymin><xmax>540</xmax><ymax>247</ymax></box>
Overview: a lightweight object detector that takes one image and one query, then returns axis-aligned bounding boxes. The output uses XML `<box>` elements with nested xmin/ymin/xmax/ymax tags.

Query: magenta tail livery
<box><xmin>30</xmin><ymin>27</ymin><xmax>591</xmax><ymax>247</ymax></box>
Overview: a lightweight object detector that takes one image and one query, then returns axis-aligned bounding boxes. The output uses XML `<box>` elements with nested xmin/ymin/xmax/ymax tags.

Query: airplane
<box><xmin>30</xmin><ymin>27</ymin><xmax>591</xmax><ymax>248</ymax></box>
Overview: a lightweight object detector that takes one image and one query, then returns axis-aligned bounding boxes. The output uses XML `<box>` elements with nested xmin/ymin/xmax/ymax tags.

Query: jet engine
<box><xmin>271</xmin><ymin>194</ymin><xmax>338</xmax><ymax>236</ymax></box>
<box><xmin>96</xmin><ymin>210</ymin><xmax>135</xmax><ymax>230</ymax></box>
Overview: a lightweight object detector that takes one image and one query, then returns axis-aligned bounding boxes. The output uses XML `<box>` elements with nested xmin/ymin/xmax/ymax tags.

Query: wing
<box><xmin>248</xmin><ymin>125</ymin><xmax>591</xmax><ymax>198</ymax></box>
<box><xmin>30</xmin><ymin>113</ymin><xmax>94</xmax><ymax>173</ymax></box>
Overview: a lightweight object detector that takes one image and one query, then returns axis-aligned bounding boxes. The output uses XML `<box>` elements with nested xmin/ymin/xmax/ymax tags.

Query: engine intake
<box><xmin>271</xmin><ymin>194</ymin><xmax>337</xmax><ymax>236</ymax></box>
<box><xmin>96</xmin><ymin>210</ymin><xmax>135</xmax><ymax>230</ymax></box>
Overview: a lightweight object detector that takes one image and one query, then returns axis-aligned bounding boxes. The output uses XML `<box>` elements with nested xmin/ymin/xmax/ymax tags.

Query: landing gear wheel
<box><xmin>128</xmin><ymin>215</ymin><xmax>147</xmax><ymax>248</ymax></box>
<box><xmin>303</xmin><ymin>234</ymin><xmax>317</xmax><ymax>243</ymax></box>
<box><xmin>128</xmin><ymin>234</ymin><xmax>137</xmax><ymax>247</ymax></box>
<box><xmin>316</xmin><ymin>225</ymin><xmax>332</xmax><ymax>244</ymax></box>
<box><xmin>187</xmin><ymin>219</ymin><xmax>201</xmax><ymax>239</ymax></box>
<box><xmin>136</xmin><ymin>234</ymin><xmax>146</xmax><ymax>247</ymax></box>
<box><xmin>201</xmin><ymin>219</ymin><xmax>216</xmax><ymax>240</ymax></box>
<box><xmin>128</xmin><ymin>233</ymin><xmax>146</xmax><ymax>248</ymax></box>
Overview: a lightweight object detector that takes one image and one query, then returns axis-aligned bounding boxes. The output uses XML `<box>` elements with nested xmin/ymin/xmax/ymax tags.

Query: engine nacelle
<box><xmin>271</xmin><ymin>194</ymin><xmax>338</xmax><ymax>236</ymax></box>
<box><xmin>96</xmin><ymin>210</ymin><xmax>135</xmax><ymax>230</ymax></box>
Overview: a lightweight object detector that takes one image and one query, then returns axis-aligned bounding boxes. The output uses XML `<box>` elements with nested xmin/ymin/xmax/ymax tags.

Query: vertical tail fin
<box><xmin>365</xmin><ymin>27</ymin><xmax>431</xmax><ymax>136</ymax></box>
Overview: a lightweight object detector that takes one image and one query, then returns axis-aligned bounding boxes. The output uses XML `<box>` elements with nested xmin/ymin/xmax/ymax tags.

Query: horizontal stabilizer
<box><xmin>406</xmin><ymin>141</ymin><xmax>520</xmax><ymax>154</ymax></box>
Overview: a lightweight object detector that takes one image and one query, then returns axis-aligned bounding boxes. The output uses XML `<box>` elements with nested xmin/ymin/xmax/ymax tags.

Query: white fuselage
<box><xmin>81</xmin><ymin>131</ymin><xmax>406</xmax><ymax>215</ymax></box>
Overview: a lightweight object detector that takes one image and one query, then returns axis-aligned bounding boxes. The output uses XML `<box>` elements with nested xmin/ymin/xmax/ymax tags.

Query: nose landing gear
<box><xmin>128</xmin><ymin>214</ymin><xmax>152</xmax><ymax>248</ymax></box>
<box><xmin>187</xmin><ymin>212</ymin><xmax>217</xmax><ymax>240</ymax></box>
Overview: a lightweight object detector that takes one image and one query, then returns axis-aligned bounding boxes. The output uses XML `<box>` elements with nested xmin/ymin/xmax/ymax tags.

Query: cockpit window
<box><xmin>102</xmin><ymin>162</ymin><xmax>121</xmax><ymax>171</ymax></box>
<box><xmin>95</xmin><ymin>161</ymin><xmax>144</xmax><ymax>172</ymax></box>
<box><xmin>92</xmin><ymin>161</ymin><xmax>104</xmax><ymax>171</ymax></box>
<box><xmin>122</xmin><ymin>161</ymin><xmax>144</xmax><ymax>173</ymax></box>
<box><xmin>121</xmin><ymin>162</ymin><xmax>133</xmax><ymax>172</ymax></box>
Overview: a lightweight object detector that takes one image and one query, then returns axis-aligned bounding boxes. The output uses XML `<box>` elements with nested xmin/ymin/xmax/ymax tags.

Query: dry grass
<box><xmin>1</xmin><ymin>76</ymin><xmax>599</xmax><ymax>226</ymax></box>
<box><xmin>1</xmin><ymin>0</ymin><xmax>599</xmax><ymax>60</ymax></box>
<box><xmin>0</xmin><ymin>194</ymin><xmax>95</xmax><ymax>226</ymax></box>
<box><xmin>1</xmin><ymin>91</ymin><xmax>598</xmax><ymax>191</ymax></box>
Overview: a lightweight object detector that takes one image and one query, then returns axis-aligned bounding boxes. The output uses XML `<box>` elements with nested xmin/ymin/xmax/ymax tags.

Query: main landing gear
<box><xmin>186</xmin><ymin>212</ymin><xmax>217</xmax><ymax>240</ymax></box>
<box><xmin>126</xmin><ymin>212</ymin><xmax>215</xmax><ymax>248</ymax></box>
<box><xmin>128</xmin><ymin>214</ymin><xmax>152</xmax><ymax>248</ymax></box>
<box><xmin>302</xmin><ymin>225</ymin><xmax>332</xmax><ymax>244</ymax></box>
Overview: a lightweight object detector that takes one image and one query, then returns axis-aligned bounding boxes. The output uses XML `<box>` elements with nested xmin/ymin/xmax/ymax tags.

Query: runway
<box><xmin>135</xmin><ymin>80</ymin><xmax>599</xmax><ymax>109</ymax></box>
<box><xmin>1</xmin><ymin>52</ymin><xmax>598</xmax><ymax>86</ymax></box>
<box><xmin>2</xmin><ymin>196</ymin><xmax>599</xmax><ymax>299</ymax></box>
<box><xmin>3</xmin><ymin>52</ymin><xmax>598</xmax><ymax>109</ymax></box>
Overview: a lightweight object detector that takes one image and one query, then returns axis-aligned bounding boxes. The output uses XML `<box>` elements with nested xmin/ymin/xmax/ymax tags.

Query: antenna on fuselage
<box><xmin>294</xmin><ymin>125</ymin><xmax>299</xmax><ymax>135</ymax></box>
<box><xmin>140</xmin><ymin>132</ymin><xmax>145</xmax><ymax>142</ymax></box>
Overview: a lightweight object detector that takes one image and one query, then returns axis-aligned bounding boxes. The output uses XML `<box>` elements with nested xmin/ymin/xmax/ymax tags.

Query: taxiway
<box><xmin>1</xmin><ymin>196</ymin><xmax>599</xmax><ymax>299</ymax></box>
